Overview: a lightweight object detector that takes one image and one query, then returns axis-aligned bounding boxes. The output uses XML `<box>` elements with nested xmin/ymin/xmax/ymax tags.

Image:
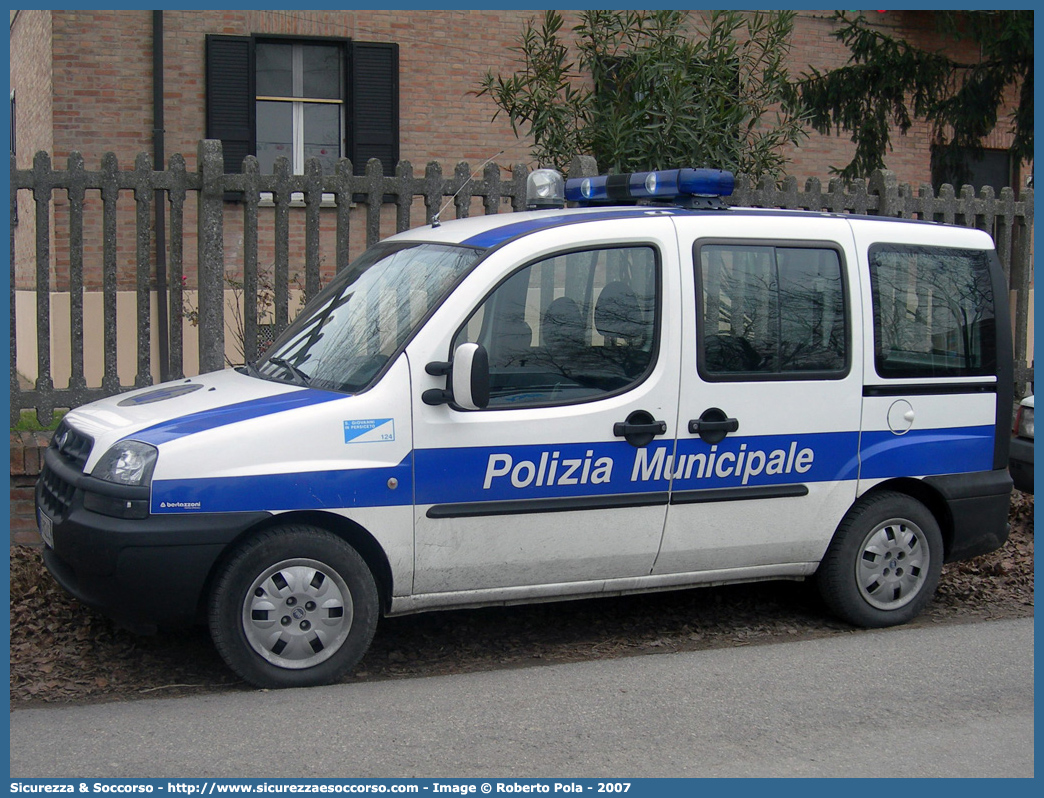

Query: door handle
<box><xmin>614</xmin><ymin>420</ymin><xmax>668</xmax><ymax>436</ymax></box>
<box><xmin>688</xmin><ymin>407</ymin><xmax>739</xmax><ymax>444</ymax></box>
<box><xmin>613</xmin><ymin>410</ymin><xmax>667</xmax><ymax>448</ymax></box>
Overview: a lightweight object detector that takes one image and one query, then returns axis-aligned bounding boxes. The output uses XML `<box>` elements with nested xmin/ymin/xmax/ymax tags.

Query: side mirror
<box><xmin>451</xmin><ymin>342</ymin><xmax>490</xmax><ymax>410</ymax></box>
<box><xmin>422</xmin><ymin>343</ymin><xmax>490</xmax><ymax>410</ymax></box>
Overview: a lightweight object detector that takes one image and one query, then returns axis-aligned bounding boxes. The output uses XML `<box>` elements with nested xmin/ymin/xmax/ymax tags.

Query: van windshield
<box><xmin>256</xmin><ymin>242</ymin><xmax>483</xmax><ymax>393</ymax></box>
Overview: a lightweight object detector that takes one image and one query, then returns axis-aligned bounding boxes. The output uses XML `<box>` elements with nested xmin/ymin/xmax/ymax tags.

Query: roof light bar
<box><xmin>564</xmin><ymin>168</ymin><xmax>735</xmax><ymax>205</ymax></box>
<box><xmin>525</xmin><ymin>169</ymin><xmax>566</xmax><ymax>210</ymax></box>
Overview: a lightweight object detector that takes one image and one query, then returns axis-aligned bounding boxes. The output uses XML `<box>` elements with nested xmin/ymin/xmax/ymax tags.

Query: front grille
<box><xmin>51</xmin><ymin>420</ymin><xmax>94</xmax><ymax>469</ymax></box>
<box><xmin>38</xmin><ymin>420</ymin><xmax>94</xmax><ymax>522</ymax></box>
<box><xmin>38</xmin><ymin>462</ymin><xmax>76</xmax><ymax>521</ymax></box>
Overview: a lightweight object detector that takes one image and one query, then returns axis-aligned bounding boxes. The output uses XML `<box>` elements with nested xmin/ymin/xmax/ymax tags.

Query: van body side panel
<box><xmin>851</xmin><ymin>222</ymin><xmax>1011</xmax><ymax>557</ymax></box>
<box><xmin>857</xmin><ymin>393</ymin><xmax>998</xmax><ymax>480</ymax></box>
<box><xmin>39</xmin><ymin>358</ymin><xmax>420</xmax><ymax>626</ymax></box>
<box><xmin>851</xmin><ymin>222</ymin><xmax>1007</xmax><ymax>487</ymax></box>
<box><xmin>147</xmin><ymin>358</ymin><xmax>413</xmax><ymax>503</ymax></box>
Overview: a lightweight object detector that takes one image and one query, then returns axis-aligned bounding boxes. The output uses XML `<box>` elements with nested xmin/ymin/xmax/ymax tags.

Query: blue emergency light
<box><xmin>563</xmin><ymin>168</ymin><xmax>734</xmax><ymax>206</ymax></box>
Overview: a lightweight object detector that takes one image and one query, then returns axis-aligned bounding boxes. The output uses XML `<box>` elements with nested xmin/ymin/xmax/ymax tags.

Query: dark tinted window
<box><xmin>931</xmin><ymin>145</ymin><xmax>1012</xmax><ymax>194</ymax></box>
<box><xmin>698</xmin><ymin>243</ymin><xmax>847</xmax><ymax>378</ymax></box>
<box><xmin>454</xmin><ymin>246</ymin><xmax>659</xmax><ymax>407</ymax></box>
<box><xmin>870</xmin><ymin>244</ymin><xmax>996</xmax><ymax>379</ymax></box>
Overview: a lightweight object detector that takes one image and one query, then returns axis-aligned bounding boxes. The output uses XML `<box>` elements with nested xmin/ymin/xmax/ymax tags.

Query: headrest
<box><xmin>541</xmin><ymin>296</ymin><xmax>584</xmax><ymax>347</ymax></box>
<box><xmin>595</xmin><ymin>281</ymin><xmax>643</xmax><ymax>342</ymax></box>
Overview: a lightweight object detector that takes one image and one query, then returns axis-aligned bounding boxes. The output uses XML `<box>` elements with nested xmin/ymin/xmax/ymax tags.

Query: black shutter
<box><xmin>348</xmin><ymin>42</ymin><xmax>399</xmax><ymax>176</ymax></box>
<box><xmin>205</xmin><ymin>34</ymin><xmax>255</xmax><ymax>174</ymax></box>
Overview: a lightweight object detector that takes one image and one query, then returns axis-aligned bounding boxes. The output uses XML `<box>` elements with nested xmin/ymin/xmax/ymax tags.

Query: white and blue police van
<box><xmin>37</xmin><ymin>167</ymin><xmax>1014</xmax><ymax>688</ymax></box>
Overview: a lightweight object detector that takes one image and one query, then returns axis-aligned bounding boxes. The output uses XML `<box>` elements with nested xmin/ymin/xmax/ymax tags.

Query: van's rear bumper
<box><xmin>925</xmin><ymin>468</ymin><xmax>1013</xmax><ymax>562</ymax></box>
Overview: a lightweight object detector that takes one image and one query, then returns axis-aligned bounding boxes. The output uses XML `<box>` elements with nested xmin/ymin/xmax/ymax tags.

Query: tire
<box><xmin>208</xmin><ymin>525</ymin><xmax>379</xmax><ymax>688</ymax></box>
<box><xmin>816</xmin><ymin>491</ymin><xmax>943</xmax><ymax>628</ymax></box>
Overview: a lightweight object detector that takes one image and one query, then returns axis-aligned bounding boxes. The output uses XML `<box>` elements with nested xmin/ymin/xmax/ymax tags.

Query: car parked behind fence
<box><xmin>1010</xmin><ymin>395</ymin><xmax>1034</xmax><ymax>493</ymax></box>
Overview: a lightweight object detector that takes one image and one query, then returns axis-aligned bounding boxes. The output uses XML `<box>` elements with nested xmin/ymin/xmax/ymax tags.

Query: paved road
<box><xmin>9</xmin><ymin>617</ymin><xmax>1034</xmax><ymax>778</ymax></box>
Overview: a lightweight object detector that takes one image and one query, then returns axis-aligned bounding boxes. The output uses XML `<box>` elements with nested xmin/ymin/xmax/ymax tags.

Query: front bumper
<box><xmin>1008</xmin><ymin>436</ymin><xmax>1034</xmax><ymax>494</ymax></box>
<box><xmin>35</xmin><ymin>449</ymin><xmax>270</xmax><ymax>630</ymax></box>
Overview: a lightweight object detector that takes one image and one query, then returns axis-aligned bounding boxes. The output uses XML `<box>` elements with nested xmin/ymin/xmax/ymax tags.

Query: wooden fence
<box><xmin>10</xmin><ymin>140</ymin><xmax>1034</xmax><ymax>425</ymax></box>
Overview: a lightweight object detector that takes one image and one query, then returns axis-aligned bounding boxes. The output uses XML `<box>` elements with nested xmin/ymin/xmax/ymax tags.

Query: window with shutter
<box><xmin>349</xmin><ymin>42</ymin><xmax>399</xmax><ymax>177</ymax></box>
<box><xmin>204</xmin><ymin>34</ymin><xmax>398</xmax><ymax>179</ymax></box>
<box><xmin>205</xmin><ymin>35</ymin><xmax>255</xmax><ymax>175</ymax></box>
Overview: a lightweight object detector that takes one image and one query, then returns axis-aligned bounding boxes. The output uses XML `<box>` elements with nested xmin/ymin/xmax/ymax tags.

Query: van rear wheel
<box><xmin>817</xmin><ymin>492</ymin><xmax>943</xmax><ymax>628</ymax></box>
<box><xmin>209</xmin><ymin>525</ymin><xmax>379</xmax><ymax>688</ymax></box>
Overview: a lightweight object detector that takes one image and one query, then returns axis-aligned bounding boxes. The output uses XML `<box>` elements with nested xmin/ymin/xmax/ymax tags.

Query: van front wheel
<box><xmin>817</xmin><ymin>492</ymin><xmax>943</xmax><ymax>628</ymax></box>
<box><xmin>209</xmin><ymin>526</ymin><xmax>379</xmax><ymax>688</ymax></box>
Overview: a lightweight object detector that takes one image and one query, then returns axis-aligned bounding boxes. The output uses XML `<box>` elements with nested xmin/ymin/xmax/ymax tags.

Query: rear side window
<box><xmin>869</xmin><ymin>244</ymin><xmax>996</xmax><ymax>379</ymax></box>
<box><xmin>453</xmin><ymin>245</ymin><xmax>659</xmax><ymax>407</ymax></box>
<box><xmin>697</xmin><ymin>242</ymin><xmax>848</xmax><ymax>379</ymax></box>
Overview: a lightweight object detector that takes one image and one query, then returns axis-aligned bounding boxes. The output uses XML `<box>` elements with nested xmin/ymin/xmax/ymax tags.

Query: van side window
<box><xmin>869</xmin><ymin>244</ymin><xmax>996</xmax><ymax>378</ymax></box>
<box><xmin>697</xmin><ymin>243</ymin><xmax>847</xmax><ymax>379</ymax></box>
<box><xmin>453</xmin><ymin>245</ymin><xmax>659</xmax><ymax>407</ymax></box>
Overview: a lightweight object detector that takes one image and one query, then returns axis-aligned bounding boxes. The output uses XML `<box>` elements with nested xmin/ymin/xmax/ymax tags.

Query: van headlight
<box><xmin>93</xmin><ymin>441</ymin><xmax>158</xmax><ymax>486</ymax></box>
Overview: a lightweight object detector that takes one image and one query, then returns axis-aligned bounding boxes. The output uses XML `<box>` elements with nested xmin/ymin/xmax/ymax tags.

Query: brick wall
<box><xmin>10</xmin><ymin>10</ymin><xmax>55</xmax><ymax>298</ymax></box>
<box><xmin>40</xmin><ymin>9</ymin><xmax>541</xmax><ymax>175</ymax></box>
<box><xmin>36</xmin><ymin>9</ymin><xmax>1007</xmax><ymax>179</ymax></box>
<box><xmin>10</xmin><ymin>10</ymin><xmax>55</xmax><ymax>167</ymax></box>
<box><xmin>10</xmin><ymin>432</ymin><xmax>50</xmax><ymax>547</ymax></box>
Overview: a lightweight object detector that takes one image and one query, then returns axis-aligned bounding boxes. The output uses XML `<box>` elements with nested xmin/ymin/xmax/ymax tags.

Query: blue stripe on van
<box><xmin>461</xmin><ymin>208</ymin><xmax>681</xmax><ymax>249</ymax></box>
<box><xmin>132</xmin><ymin>389</ymin><xmax>347</xmax><ymax>446</ymax></box>
<box><xmin>148</xmin><ymin>425</ymin><xmax>994</xmax><ymax>515</ymax></box>
<box><xmin>151</xmin><ymin>456</ymin><xmax>413</xmax><ymax>514</ymax></box>
<box><xmin>858</xmin><ymin>425</ymin><xmax>995</xmax><ymax>478</ymax></box>
<box><xmin>412</xmin><ymin>431</ymin><xmax>867</xmax><ymax>507</ymax></box>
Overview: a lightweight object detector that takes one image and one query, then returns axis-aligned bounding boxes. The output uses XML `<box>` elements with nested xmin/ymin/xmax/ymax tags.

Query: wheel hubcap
<box><xmin>856</xmin><ymin>517</ymin><xmax>930</xmax><ymax>611</ymax></box>
<box><xmin>242</xmin><ymin>558</ymin><xmax>353</xmax><ymax>669</ymax></box>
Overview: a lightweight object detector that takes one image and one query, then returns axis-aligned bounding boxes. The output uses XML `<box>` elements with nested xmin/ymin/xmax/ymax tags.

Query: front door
<box><xmin>408</xmin><ymin>218</ymin><xmax>683</xmax><ymax>595</ymax></box>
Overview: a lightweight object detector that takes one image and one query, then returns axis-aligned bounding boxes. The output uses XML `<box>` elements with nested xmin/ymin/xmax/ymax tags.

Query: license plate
<box><xmin>38</xmin><ymin>510</ymin><xmax>54</xmax><ymax>549</ymax></box>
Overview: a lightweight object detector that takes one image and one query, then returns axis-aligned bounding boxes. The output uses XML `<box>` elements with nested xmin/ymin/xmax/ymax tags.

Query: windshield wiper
<box><xmin>267</xmin><ymin>357</ymin><xmax>311</xmax><ymax>387</ymax></box>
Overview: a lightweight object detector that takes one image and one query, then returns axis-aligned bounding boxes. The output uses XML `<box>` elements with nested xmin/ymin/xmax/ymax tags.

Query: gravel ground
<box><xmin>10</xmin><ymin>491</ymin><xmax>1033</xmax><ymax>706</ymax></box>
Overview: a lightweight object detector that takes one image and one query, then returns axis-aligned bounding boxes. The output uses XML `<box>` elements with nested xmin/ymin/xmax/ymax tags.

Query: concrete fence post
<box><xmin>31</xmin><ymin>151</ymin><xmax>54</xmax><ymax>425</ymax></box>
<box><xmin>133</xmin><ymin>152</ymin><xmax>154</xmax><ymax>389</ymax></box>
<box><xmin>566</xmin><ymin>155</ymin><xmax>598</xmax><ymax>180</ymax></box>
<box><xmin>868</xmin><ymin>169</ymin><xmax>901</xmax><ymax>217</ymax></box>
<box><xmin>395</xmin><ymin>160</ymin><xmax>415</xmax><ymax>234</ymax></box>
<box><xmin>196</xmin><ymin>139</ymin><xmax>225</xmax><ymax>374</ymax></box>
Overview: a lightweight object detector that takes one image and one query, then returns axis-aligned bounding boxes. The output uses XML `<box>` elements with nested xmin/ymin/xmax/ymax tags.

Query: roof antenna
<box><xmin>432</xmin><ymin>151</ymin><xmax>504</xmax><ymax>228</ymax></box>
